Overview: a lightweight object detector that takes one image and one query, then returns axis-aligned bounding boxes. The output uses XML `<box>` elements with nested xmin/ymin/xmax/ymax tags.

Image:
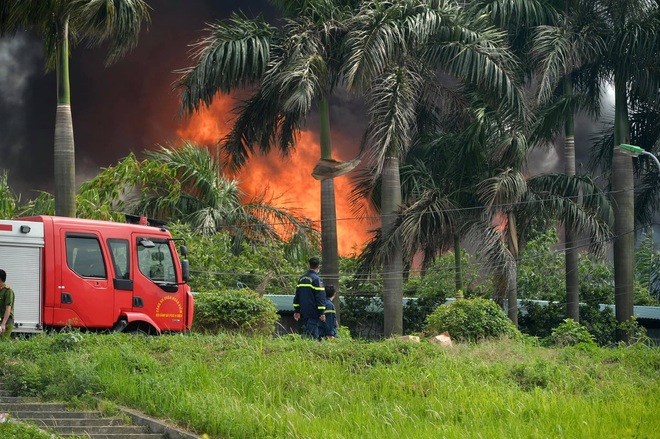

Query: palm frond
<box><xmin>348</xmin><ymin>166</ymin><xmax>381</xmax><ymax>220</ymax></box>
<box><xmin>464</xmin><ymin>220</ymin><xmax>516</xmax><ymax>301</ymax></box>
<box><xmin>72</xmin><ymin>0</ymin><xmax>151</xmax><ymax>65</ymax></box>
<box><xmin>396</xmin><ymin>189</ymin><xmax>456</xmax><ymax>265</ymax></box>
<box><xmin>469</xmin><ymin>0</ymin><xmax>556</xmax><ymax>30</ymax></box>
<box><xmin>177</xmin><ymin>13</ymin><xmax>276</xmax><ymax>114</ymax></box>
<box><xmin>529</xmin><ymin>93</ymin><xmax>601</xmax><ymax>145</ymax></box>
<box><xmin>270</xmin><ymin>52</ymin><xmax>328</xmax><ymax>114</ymax></box>
<box><xmin>478</xmin><ymin>168</ymin><xmax>527</xmax><ymax>211</ymax></box>
<box><xmin>342</xmin><ymin>0</ymin><xmax>407</xmax><ymax>91</ymax></box>
<box><xmin>220</xmin><ymin>87</ymin><xmax>304</xmax><ymax>172</ymax></box>
<box><xmin>532</xmin><ymin>22</ymin><xmax>605</xmax><ymax>105</ymax></box>
<box><xmin>512</xmin><ymin>173</ymin><xmax>612</xmax><ymax>256</ymax></box>
<box><xmin>423</xmin><ymin>15</ymin><xmax>527</xmax><ymax>123</ymax></box>
<box><xmin>363</xmin><ymin>64</ymin><xmax>421</xmax><ymax>173</ymax></box>
<box><xmin>588</xmin><ymin>123</ymin><xmax>614</xmax><ymax>179</ymax></box>
<box><xmin>635</xmin><ymin>170</ymin><xmax>660</xmax><ymax>227</ymax></box>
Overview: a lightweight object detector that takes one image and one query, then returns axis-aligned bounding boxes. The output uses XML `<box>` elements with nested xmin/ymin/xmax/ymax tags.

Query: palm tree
<box><xmin>176</xmin><ymin>0</ymin><xmax>361</xmax><ymax>315</ymax></box>
<box><xmin>0</xmin><ymin>0</ymin><xmax>150</xmax><ymax>217</ymax></box>
<box><xmin>582</xmin><ymin>0</ymin><xmax>659</xmax><ymax>341</ymax></box>
<box><xmin>527</xmin><ymin>0</ymin><xmax>606</xmax><ymax>322</ymax></box>
<box><xmin>343</xmin><ymin>0</ymin><xmax>526</xmax><ymax>335</ymax></box>
<box><xmin>355</xmin><ymin>105</ymin><xmax>613</xmax><ymax>328</ymax></box>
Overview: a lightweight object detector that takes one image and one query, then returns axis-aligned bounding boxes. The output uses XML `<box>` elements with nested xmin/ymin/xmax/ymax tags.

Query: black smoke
<box><xmin>0</xmin><ymin>0</ymin><xmax>606</xmax><ymax>201</ymax></box>
<box><xmin>0</xmin><ymin>0</ymin><xmax>277</xmax><ymax>197</ymax></box>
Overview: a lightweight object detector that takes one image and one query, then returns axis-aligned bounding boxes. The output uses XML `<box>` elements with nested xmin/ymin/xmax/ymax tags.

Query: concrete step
<box><xmin>0</xmin><ymin>380</ymin><xmax>195</xmax><ymax>439</ymax></box>
<box><xmin>0</xmin><ymin>395</ymin><xmax>40</xmax><ymax>403</ymax></box>
<box><xmin>50</xmin><ymin>425</ymin><xmax>156</xmax><ymax>435</ymax></box>
<box><xmin>57</xmin><ymin>435</ymin><xmax>165</xmax><ymax>439</ymax></box>
<box><xmin>10</xmin><ymin>410</ymin><xmax>103</xmax><ymax>420</ymax></box>
<box><xmin>28</xmin><ymin>417</ymin><xmax>126</xmax><ymax>427</ymax></box>
<box><xmin>0</xmin><ymin>402</ymin><xmax>68</xmax><ymax>411</ymax></box>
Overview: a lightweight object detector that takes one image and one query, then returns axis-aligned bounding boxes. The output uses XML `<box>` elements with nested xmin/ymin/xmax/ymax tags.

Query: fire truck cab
<box><xmin>0</xmin><ymin>215</ymin><xmax>194</xmax><ymax>334</ymax></box>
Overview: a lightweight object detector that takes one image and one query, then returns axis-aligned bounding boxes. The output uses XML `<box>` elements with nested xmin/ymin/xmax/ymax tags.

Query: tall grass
<box><xmin>1</xmin><ymin>333</ymin><xmax>658</xmax><ymax>438</ymax></box>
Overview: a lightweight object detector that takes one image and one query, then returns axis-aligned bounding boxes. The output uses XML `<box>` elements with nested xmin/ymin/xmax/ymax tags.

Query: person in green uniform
<box><xmin>0</xmin><ymin>269</ymin><xmax>15</xmax><ymax>340</ymax></box>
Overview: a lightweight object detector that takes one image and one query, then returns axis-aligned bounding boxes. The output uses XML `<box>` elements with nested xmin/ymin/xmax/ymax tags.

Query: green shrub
<box><xmin>0</xmin><ymin>420</ymin><xmax>85</xmax><ymax>439</ymax></box>
<box><xmin>403</xmin><ymin>295</ymin><xmax>446</xmax><ymax>334</ymax></box>
<box><xmin>518</xmin><ymin>302</ymin><xmax>618</xmax><ymax>346</ymax></box>
<box><xmin>548</xmin><ymin>319</ymin><xmax>596</xmax><ymax>347</ymax></box>
<box><xmin>510</xmin><ymin>359</ymin><xmax>563</xmax><ymax>391</ymax></box>
<box><xmin>518</xmin><ymin>300</ymin><xmax>565</xmax><ymax>339</ymax></box>
<box><xmin>340</xmin><ymin>295</ymin><xmax>383</xmax><ymax>340</ymax></box>
<box><xmin>192</xmin><ymin>288</ymin><xmax>279</xmax><ymax>336</ymax></box>
<box><xmin>579</xmin><ymin>305</ymin><xmax>617</xmax><ymax>346</ymax></box>
<box><xmin>424</xmin><ymin>298</ymin><xmax>519</xmax><ymax>342</ymax></box>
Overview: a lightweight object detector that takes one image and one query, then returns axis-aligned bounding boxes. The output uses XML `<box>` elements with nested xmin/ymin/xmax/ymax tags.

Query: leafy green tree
<box><xmin>0</xmin><ymin>171</ymin><xmax>18</xmax><ymax>219</ymax></box>
<box><xmin>0</xmin><ymin>0</ymin><xmax>150</xmax><ymax>217</ymax></box>
<box><xmin>80</xmin><ymin>143</ymin><xmax>319</xmax><ymax>255</ymax></box>
<box><xmin>169</xmin><ymin>222</ymin><xmax>307</xmax><ymax>295</ymax></box>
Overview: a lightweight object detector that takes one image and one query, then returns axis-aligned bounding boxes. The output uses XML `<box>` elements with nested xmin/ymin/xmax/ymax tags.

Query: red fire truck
<box><xmin>0</xmin><ymin>215</ymin><xmax>194</xmax><ymax>334</ymax></box>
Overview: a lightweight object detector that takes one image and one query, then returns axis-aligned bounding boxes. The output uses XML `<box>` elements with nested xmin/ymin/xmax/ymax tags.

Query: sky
<box><xmin>0</xmin><ymin>0</ymin><xmax>610</xmax><ymax>254</ymax></box>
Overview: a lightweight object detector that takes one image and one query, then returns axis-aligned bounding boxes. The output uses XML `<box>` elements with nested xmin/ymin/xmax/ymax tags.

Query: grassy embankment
<box><xmin>0</xmin><ymin>333</ymin><xmax>658</xmax><ymax>438</ymax></box>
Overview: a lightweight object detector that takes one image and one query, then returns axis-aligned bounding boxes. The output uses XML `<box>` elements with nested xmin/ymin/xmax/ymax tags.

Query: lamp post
<box><xmin>618</xmin><ymin>143</ymin><xmax>660</xmax><ymax>171</ymax></box>
<box><xmin>615</xmin><ymin>143</ymin><xmax>660</xmax><ymax>336</ymax></box>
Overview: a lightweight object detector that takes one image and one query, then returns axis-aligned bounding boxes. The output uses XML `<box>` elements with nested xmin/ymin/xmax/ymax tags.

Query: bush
<box><xmin>192</xmin><ymin>288</ymin><xmax>279</xmax><ymax>336</ymax></box>
<box><xmin>0</xmin><ymin>420</ymin><xmax>85</xmax><ymax>439</ymax></box>
<box><xmin>403</xmin><ymin>295</ymin><xmax>447</xmax><ymax>334</ymax></box>
<box><xmin>518</xmin><ymin>300</ymin><xmax>565</xmax><ymax>339</ymax></box>
<box><xmin>340</xmin><ymin>295</ymin><xmax>383</xmax><ymax>340</ymax></box>
<box><xmin>518</xmin><ymin>301</ymin><xmax>618</xmax><ymax>346</ymax></box>
<box><xmin>548</xmin><ymin>319</ymin><xmax>596</xmax><ymax>347</ymax></box>
<box><xmin>424</xmin><ymin>298</ymin><xmax>519</xmax><ymax>342</ymax></box>
<box><xmin>579</xmin><ymin>306</ymin><xmax>617</xmax><ymax>346</ymax></box>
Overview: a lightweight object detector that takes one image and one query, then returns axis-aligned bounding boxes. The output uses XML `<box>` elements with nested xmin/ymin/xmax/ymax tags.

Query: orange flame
<box><xmin>176</xmin><ymin>95</ymin><xmax>370</xmax><ymax>256</ymax></box>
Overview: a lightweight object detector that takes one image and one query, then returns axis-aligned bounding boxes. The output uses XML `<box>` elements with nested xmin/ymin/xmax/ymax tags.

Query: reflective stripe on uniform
<box><xmin>296</xmin><ymin>284</ymin><xmax>325</xmax><ymax>291</ymax></box>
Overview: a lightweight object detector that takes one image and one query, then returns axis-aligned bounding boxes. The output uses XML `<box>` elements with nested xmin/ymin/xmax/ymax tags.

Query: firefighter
<box><xmin>319</xmin><ymin>284</ymin><xmax>338</xmax><ymax>339</ymax></box>
<box><xmin>0</xmin><ymin>269</ymin><xmax>15</xmax><ymax>340</ymax></box>
<box><xmin>293</xmin><ymin>257</ymin><xmax>326</xmax><ymax>340</ymax></box>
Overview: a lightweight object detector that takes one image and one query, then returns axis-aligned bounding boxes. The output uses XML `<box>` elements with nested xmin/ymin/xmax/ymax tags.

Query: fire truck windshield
<box><xmin>137</xmin><ymin>238</ymin><xmax>177</xmax><ymax>284</ymax></box>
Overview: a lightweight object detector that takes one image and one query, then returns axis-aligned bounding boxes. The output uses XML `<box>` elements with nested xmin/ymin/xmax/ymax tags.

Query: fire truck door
<box><xmin>57</xmin><ymin>233</ymin><xmax>114</xmax><ymax>328</ymax></box>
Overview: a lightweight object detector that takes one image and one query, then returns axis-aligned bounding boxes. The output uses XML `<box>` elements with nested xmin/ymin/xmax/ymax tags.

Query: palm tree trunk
<box><xmin>54</xmin><ymin>16</ymin><xmax>76</xmax><ymax>217</ymax></box>
<box><xmin>564</xmin><ymin>75</ymin><xmax>580</xmax><ymax>322</ymax></box>
<box><xmin>454</xmin><ymin>234</ymin><xmax>463</xmax><ymax>298</ymax></box>
<box><xmin>506</xmin><ymin>212</ymin><xmax>519</xmax><ymax>327</ymax></box>
<box><xmin>612</xmin><ymin>76</ymin><xmax>634</xmax><ymax>343</ymax></box>
<box><xmin>382</xmin><ymin>157</ymin><xmax>403</xmax><ymax>336</ymax></box>
<box><xmin>319</xmin><ymin>96</ymin><xmax>340</xmax><ymax>324</ymax></box>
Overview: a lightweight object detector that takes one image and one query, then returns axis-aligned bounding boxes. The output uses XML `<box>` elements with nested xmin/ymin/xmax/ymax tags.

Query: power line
<box><xmin>188</xmin><ymin>226</ymin><xmax>654</xmax><ymax>285</ymax></box>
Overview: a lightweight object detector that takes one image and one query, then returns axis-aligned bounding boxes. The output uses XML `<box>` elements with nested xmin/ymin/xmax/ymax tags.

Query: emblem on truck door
<box><xmin>155</xmin><ymin>296</ymin><xmax>183</xmax><ymax>319</ymax></box>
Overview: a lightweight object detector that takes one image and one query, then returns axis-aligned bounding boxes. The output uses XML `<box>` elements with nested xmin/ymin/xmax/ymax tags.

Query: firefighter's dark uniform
<box><xmin>319</xmin><ymin>297</ymin><xmax>338</xmax><ymax>338</ymax></box>
<box><xmin>293</xmin><ymin>269</ymin><xmax>325</xmax><ymax>339</ymax></box>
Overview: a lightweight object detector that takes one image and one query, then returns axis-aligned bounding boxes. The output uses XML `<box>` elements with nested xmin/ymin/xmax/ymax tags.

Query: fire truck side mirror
<box><xmin>181</xmin><ymin>259</ymin><xmax>190</xmax><ymax>282</ymax></box>
<box><xmin>179</xmin><ymin>245</ymin><xmax>188</xmax><ymax>257</ymax></box>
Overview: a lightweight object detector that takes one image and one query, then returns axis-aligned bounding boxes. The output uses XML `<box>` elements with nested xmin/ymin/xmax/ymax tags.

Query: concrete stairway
<box><xmin>0</xmin><ymin>381</ymin><xmax>168</xmax><ymax>438</ymax></box>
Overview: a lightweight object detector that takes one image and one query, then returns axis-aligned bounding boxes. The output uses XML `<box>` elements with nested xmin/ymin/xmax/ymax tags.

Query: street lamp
<box><xmin>618</xmin><ymin>143</ymin><xmax>660</xmax><ymax>172</ymax></box>
<box><xmin>618</xmin><ymin>143</ymin><xmax>660</xmax><ymax>319</ymax></box>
